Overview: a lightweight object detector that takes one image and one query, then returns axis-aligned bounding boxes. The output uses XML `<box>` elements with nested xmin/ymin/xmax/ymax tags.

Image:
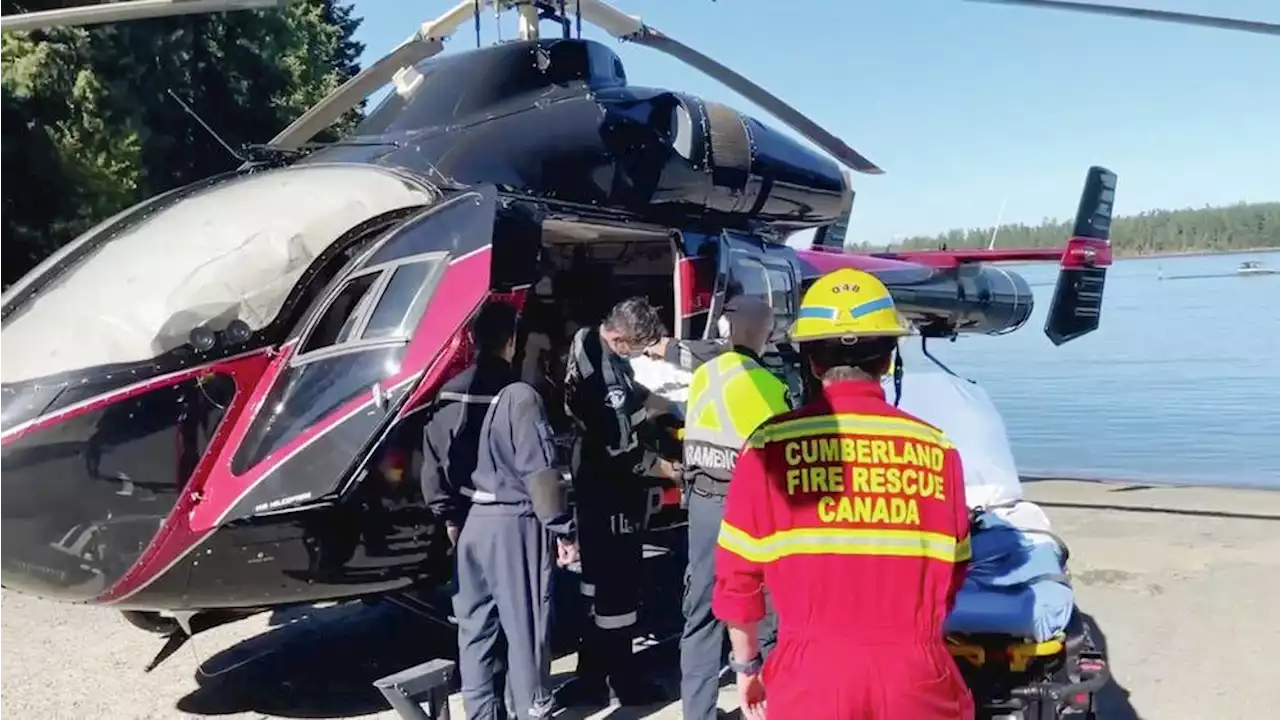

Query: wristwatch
<box><xmin>728</xmin><ymin>654</ymin><xmax>763</xmax><ymax>675</ymax></box>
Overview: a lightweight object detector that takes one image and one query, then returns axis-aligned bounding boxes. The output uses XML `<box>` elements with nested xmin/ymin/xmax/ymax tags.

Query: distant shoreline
<box><xmin>1115</xmin><ymin>246</ymin><xmax>1280</xmax><ymax>260</ymax></box>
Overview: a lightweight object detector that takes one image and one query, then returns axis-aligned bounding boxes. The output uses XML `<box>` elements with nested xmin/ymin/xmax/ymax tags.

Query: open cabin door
<box><xmin>192</xmin><ymin>187</ymin><xmax>498</xmax><ymax>529</ymax></box>
<box><xmin>713</xmin><ymin>232</ymin><xmax>802</xmax><ymax>342</ymax></box>
<box><xmin>713</xmin><ymin>232</ymin><xmax>805</xmax><ymax>404</ymax></box>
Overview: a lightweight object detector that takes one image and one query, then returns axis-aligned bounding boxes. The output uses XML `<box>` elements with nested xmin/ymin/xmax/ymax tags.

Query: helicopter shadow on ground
<box><xmin>1079</xmin><ymin>611</ymin><xmax>1142</xmax><ymax>720</ymax></box>
<box><xmin>175</xmin><ymin>566</ymin><xmax>690</xmax><ymax>719</ymax></box>
<box><xmin>175</xmin><ymin>598</ymin><xmax>457</xmax><ymax>718</ymax></box>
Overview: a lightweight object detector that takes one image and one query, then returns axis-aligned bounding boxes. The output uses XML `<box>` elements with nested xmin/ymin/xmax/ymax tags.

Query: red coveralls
<box><xmin>712</xmin><ymin>378</ymin><xmax>974</xmax><ymax>719</ymax></box>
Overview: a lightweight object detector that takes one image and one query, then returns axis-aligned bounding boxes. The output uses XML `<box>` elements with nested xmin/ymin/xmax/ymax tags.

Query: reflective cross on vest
<box><xmin>683</xmin><ymin>349</ymin><xmax>791</xmax><ymax>485</ymax></box>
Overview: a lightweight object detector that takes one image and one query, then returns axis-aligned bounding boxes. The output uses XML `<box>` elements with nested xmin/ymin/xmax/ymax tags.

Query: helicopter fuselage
<box><xmin>1</xmin><ymin>38</ymin><xmax>1069</xmax><ymax>617</ymax></box>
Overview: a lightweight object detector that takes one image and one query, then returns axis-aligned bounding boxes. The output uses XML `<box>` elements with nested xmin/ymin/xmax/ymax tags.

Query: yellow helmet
<box><xmin>790</xmin><ymin>268</ymin><xmax>911</xmax><ymax>343</ymax></box>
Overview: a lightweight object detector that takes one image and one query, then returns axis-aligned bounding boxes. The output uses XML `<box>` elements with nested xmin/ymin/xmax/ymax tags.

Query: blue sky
<box><xmin>347</xmin><ymin>0</ymin><xmax>1280</xmax><ymax>244</ymax></box>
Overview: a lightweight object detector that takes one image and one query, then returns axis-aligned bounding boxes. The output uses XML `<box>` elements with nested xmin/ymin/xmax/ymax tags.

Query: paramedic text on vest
<box><xmin>558</xmin><ymin>297</ymin><xmax>679</xmax><ymax>707</ymax></box>
<box><xmin>450</xmin><ymin>301</ymin><xmax>580</xmax><ymax>720</ymax></box>
<box><xmin>678</xmin><ymin>297</ymin><xmax>791</xmax><ymax>720</ymax></box>
<box><xmin>712</xmin><ymin>269</ymin><xmax>976</xmax><ymax>720</ymax></box>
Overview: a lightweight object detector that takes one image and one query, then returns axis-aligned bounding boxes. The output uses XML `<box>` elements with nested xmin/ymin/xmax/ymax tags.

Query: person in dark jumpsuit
<box><xmin>446</xmin><ymin>301</ymin><xmax>581</xmax><ymax>720</ymax></box>
<box><xmin>557</xmin><ymin>297</ymin><xmax>680</xmax><ymax>706</ymax></box>
<box><xmin>421</xmin><ymin>303</ymin><xmax>521</xmax><ymax>548</ymax></box>
<box><xmin>419</xmin><ymin>301</ymin><xmax>530</xmax><ymax>717</ymax></box>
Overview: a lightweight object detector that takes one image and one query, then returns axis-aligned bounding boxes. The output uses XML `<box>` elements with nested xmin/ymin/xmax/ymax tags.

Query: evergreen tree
<box><xmin>1</xmin><ymin>0</ymin><xmax>364</xmax><ymax>287</ymax></box>
<box><xmin>880</xmin><ymin>203</ymin><xmax>1280</xmax><ymax>257</ymax></box>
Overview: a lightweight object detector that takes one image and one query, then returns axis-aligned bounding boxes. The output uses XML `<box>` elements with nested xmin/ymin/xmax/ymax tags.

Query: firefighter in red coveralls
<box><xmin>712</xmin><ymin>268</ymin><xmax>974</xmax><ymax>720</ymax></box>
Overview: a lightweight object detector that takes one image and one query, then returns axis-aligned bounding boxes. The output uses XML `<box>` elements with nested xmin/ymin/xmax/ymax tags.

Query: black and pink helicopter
<box><xmin>1</xmin><ymin>0</ymin><xmax>1273</xmax><ymax>673</ymax></box>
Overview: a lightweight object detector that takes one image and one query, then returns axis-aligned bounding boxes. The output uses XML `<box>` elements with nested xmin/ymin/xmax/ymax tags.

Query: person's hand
<box><xmin>445</xmin><ymin>522</ymin><xmax>461</xmax><ymax>547</ymax></box>
<box><xmin>652</xmin><ymin>457</ymin><xmax>681</xmax><ymax>480</ymax></box>
<box><xmin>555</xmin><ymin>537</ymin><xmax>580</xmax><ymax>568</ymax></box>
<box><xmin>736</xmin><ymin>672</ymin><xmax>766</xmax><ymax>720</ymax></box>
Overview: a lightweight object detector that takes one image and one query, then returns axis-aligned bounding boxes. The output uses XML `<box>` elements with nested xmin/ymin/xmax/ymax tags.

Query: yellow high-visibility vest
<box><xmin>683</xmin><ymin>349</ymin><xmax>791</xmax><ymax>483</ymax></box>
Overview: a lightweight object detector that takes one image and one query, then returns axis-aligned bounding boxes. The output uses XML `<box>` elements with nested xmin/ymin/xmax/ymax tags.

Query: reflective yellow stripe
<box><xmin>749</xmin><ymin>412</ymin><xmax>953</xmax><ymax>449</ymax></box>
<box><xmin>717</xmin><ymin>521</ymin><xmax>967</xmax><ymax>564</ymax></box>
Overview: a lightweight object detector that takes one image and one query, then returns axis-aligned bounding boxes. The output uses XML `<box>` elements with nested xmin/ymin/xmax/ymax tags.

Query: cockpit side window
<box><xmin>294</xmin><ymin>255</ymin><xmax>445</xmax><ymax>361</ymax></box>
<box><xmin>300</xmin><ymin>273</ymin><xmax>381</xmax><ymax>354</ymax></box>
<box><xmin>229</xmin><ymin>189</ymin><xmax>497</xmax><ymax>477</ymax></box>
<box><xmin>232</xmin><ymin>256</ymin><xmax>445</xmax><ymax>473</ymax></box>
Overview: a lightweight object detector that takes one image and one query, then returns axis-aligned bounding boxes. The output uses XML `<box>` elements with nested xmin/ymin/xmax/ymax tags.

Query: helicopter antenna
<box><xmin>964</xmin><ymin>0</ymin><xmax>1280</xmax><ymax>37</ymax></box>
<box><xmin>575</xmin><ymin>0</ymin><xmax>582</xmax><ymax>38</ymax></box>
<box><xmin>473</xmin><ymin>0</ymin><xmax>481</xmax><ymax>48</ymax></box>
<box><xmin>166</xmin><ymin>89</ymin><xmax>245</xmax><ymax>163</ymax></box>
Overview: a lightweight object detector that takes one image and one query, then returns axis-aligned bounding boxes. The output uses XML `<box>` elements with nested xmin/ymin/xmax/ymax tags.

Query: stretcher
<box><xmin>944</xmin><ymin>512</ymin><xmax>1111</xmax><ymax>720</ymax></box>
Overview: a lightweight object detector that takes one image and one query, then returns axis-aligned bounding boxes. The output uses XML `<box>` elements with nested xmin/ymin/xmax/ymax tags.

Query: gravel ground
<box><xmin>3</xmin><ymin>479</ymin><xmax>1277</xmax><ymax>720</ymax></box>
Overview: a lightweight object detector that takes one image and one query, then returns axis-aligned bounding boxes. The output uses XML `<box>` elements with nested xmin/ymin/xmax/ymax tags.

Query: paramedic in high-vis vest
<box><xmin>679</xmin><ymin>296</ymin><xmax>791</xmax><ymax>720</ymax></box>
<box><xmin>713</xmin><ymin>268</ymin><xmax>974</xmax><ymax>720</ymax></box>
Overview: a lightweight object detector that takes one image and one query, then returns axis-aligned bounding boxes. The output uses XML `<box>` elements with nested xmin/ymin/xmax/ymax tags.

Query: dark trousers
<box><xmin>453</xmin><ymin>507</ymin><xmax>555</xmax><ymax>720</ymax></box>
<box><xmin>679</xmin><ymin>489</ymin><xmax>777</xmax><ymax>720</ymax></box>
<box><xmin>574</xmin><ymin>474</ymin><xmax>648</xmax><ymax>688</ymax></box>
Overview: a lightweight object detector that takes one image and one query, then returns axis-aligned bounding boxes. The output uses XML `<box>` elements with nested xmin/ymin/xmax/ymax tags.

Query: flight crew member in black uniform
<box><xmin>447</xmin><ymin>301</ymin><xmax>581</xmax><ymax>720</ymax></box>
<box><xmin>559</xmin><ymin>297</ymin><xmax>680</xmax><ymax>706</ymax></box>
<box><xmin>421</xmin><ymin>302</ymin><xmax>521</xmax><ymax>547</ymax></box>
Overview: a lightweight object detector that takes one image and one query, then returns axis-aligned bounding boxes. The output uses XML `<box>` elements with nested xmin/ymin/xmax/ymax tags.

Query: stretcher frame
<box><xmin>947</xmin><ymin>607</ymin><xmax>1111</xmax><ymax>720</ymax></box>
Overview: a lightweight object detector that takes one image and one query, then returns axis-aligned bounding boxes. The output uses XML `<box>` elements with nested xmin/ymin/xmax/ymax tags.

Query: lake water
<box><xmin>894</xmin><ymin>249</ymin><xmax>1280</xmax><ymax>489</ymax></box>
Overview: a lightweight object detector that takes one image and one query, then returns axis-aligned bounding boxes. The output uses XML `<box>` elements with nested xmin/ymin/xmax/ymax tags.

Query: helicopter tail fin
<box><xmin>1043</xmin><ymin>165</ymin><xmax>1116</xmax><ymax>346</ymax></box>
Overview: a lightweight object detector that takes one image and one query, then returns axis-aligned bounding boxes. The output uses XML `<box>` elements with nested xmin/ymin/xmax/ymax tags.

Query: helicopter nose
<box><xmin>2</xmin><ymin>375</ymin><xmax>233</xmax><ymax>603</ymax></box>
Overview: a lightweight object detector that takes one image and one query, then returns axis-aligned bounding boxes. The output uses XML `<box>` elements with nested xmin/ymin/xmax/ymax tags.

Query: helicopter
<box><xmin>0</xmin><ymin>0</ymin><xmax>1269</xmax><ymax>677</ymax></box>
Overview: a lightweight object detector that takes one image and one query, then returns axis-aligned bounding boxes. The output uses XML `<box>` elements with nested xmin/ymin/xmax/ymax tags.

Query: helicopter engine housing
<box><xmin>304</xmin><ymin>38</ymin><xmax>850</xmax><ymax>235</ymax></box>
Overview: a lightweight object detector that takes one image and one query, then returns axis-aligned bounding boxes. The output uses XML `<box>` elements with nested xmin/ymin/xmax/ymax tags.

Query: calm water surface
<box><xmin>895</xmin><ymin>250</ymin><xmax>1280</xmax><ymax>489</ymax></box>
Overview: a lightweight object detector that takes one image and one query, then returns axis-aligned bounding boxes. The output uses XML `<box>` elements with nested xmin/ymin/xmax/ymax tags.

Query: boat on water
<box><xmin>1237</xmin><ymin>260</ymin><xmax>1278</xmax><ymax>276</ymax></box>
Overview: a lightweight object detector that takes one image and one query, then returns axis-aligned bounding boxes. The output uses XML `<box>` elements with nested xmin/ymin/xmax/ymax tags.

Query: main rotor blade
<box><xmin>0</xmin><ymin>0</ymin><xmax>286</xmax><ymax>33</ymax></box>
<box><xmin>269</xmin><ymin>35</ymin><xmax>443</xmax><ymax>149</ymax></box>
<box><xmin>965</xmin><ymin>0</ymin><xmax>1280</xmax><ymax>37</ymax></box>
<box><xmin>270</xmin><ymin>0</ymin><xmax>484</xmax><ymax>149</ymax></box>
<box><xmin>577</xmin><ymin>0</ymin><xmax>883</xmax><ymax>174</ymax></box>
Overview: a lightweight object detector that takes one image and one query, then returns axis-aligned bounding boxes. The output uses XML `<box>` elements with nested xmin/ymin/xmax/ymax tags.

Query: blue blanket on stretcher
<box><xmin>944</xmin><ymin>514</ymin><xmax>1075</xmax><ymax>642</ymax></box>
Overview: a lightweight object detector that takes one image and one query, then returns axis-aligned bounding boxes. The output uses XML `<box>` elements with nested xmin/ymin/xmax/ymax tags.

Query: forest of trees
<box><xmin>2</xmin><ymin>2</ymin><xmax>1277</xmax><ymax>290</ymax></box>
<box><xmin>873</xmin><ymin>202</ymin><xmax>1280</xmax><ymax>257</ymax></box>
<box><xmin>1</xmin><ymin>0</ymin><xmax>364</xmax><ymax>287</ymax></box>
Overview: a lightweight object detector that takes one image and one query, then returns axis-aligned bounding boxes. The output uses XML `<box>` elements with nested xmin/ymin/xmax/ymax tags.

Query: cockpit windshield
<box><xmin>0</xmin><ymin>164</ymin><xmax>434</xmax><ymax>385</ymax></box>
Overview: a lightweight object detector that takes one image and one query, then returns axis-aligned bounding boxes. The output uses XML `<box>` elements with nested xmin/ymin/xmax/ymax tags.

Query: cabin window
<box><xmin>766</xmin><ymin>266</ymin><xmax>797</xmax><ymax>337</ymax></box>
<box><xmin>728</xmin><ymin>252</ymin><xmax>770</xmax><ymax>303</ymax></box>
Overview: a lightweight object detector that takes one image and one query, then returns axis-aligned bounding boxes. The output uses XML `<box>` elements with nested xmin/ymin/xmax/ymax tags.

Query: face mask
<box><xmin>534</xmin><ymin>276</ymin><xmax>554</xmax><ymax>297</ymax></box>
<box><xmin>717</xmin><ymin>315</ymin><xmax>731</xmax><ymax>339</ymax></box>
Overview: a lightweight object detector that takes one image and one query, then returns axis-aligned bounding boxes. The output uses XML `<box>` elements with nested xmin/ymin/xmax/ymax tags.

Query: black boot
<box><xmin>603</xmin><ymin>628</ymin><xmax>670</xmax><ymax>707</ymax></box>
<box><xmin>555</xmin><ymin>625</ymin><xmax>610</xmax><ymax>708</ymax></box>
